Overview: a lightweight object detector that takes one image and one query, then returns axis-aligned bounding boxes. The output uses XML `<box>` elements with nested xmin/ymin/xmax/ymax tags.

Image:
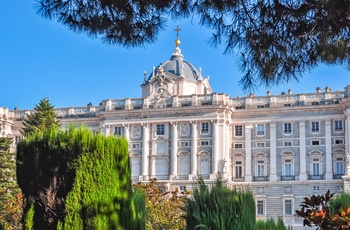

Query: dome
<box><xmin>147</xmin><ymin>47</ymin><xmax>202</xmax><ymax>82</ymax></box>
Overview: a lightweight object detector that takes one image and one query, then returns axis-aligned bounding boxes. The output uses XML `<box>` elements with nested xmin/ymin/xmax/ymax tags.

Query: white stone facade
<box><xmin>2</xmin><ymin>45</ymin><xmax>350</xmax><ymax>228</ymax></box>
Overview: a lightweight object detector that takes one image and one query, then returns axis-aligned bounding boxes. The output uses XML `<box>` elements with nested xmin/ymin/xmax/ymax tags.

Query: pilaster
<box><xmin>190</xmin><ymin>121</ymin><xmax>198</xmax><ymax>179</ymax></box>
<box><xmin>141</xmin><ymin>123</ymin><xmax>150</xmax><ymax>181</ymax></box>
<box><xmin>245</xmin><ymin>125</ymin><xmax>252</xmax><ymax>182</ymax></box>
<box><xmin>299</xmin><ymin>121</ymin><xmax>307</xmax><ymax>181</ymax></box>
<box><xmin>170</xmin><ymin>122</ymin><xmax>178</xmax><ymax>180</ymax></box>
<box><xmin>269</xmin><ymin>122</ymin><xmax>277</xmax><ymax>181</ymax></box>
<box><xmin>325</xmin><ymin>120</ymin><xmax>333</xmax><ymax>180</ymax></box>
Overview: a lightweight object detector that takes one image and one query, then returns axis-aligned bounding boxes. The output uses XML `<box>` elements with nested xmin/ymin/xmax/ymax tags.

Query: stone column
<box><xmin>325</xmin><ymin>120</ymin><xmax>333</xmax><ymax>180</ymax></box>
<box><xmin>270</xmin><ymin>122</ymin><xmax>277</xmax><ymax>181</ymax></box>
<box><xmin>141</xmin><ymin>123</ymin><xmax>150</xmax><ymax>181</ymax></box>
<box><xmin>170</xmin><ymin>122</ymin><xmax>178</xmax><ymax>180</ymax></box>
<box><xmin>211</xmin><ymin>119</ymin><xmax>218</xmax><ymax>176</ymax></box>
<box><xmin>343</xmin><ymin>110</ymin><xmax>350</xmax><ymax>193</ymax></box>
<box><xmin>245</xmin><ymin>125</ymin><xmax>252</xmax><ymax>182</ymax></box>
<box><xmin>123</xmin><ymin>124</ymin><xmax>130</xmax><ymax>142</ymax></box>
<box><xmin>190</xmin><ymin>121</ymin><xmax>198</xmax><ymax>178</ymax></box>
<box><xmin>299</xmin><ymin>121</ymin><xmax>307</xmax><ymax>181</ymax></box>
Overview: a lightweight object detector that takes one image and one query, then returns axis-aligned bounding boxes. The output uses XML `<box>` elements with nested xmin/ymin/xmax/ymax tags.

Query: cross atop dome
<box><xmin>174</xmin><ymin>26</ymin><xmax>181</xmax><ymax>47</ymax></box>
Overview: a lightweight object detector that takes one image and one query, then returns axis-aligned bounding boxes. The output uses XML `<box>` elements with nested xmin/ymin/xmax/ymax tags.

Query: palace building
<box><xmin>2</xmin><ymin>35</ymin><xmax>350</xmax><ymax>228</ymax></box>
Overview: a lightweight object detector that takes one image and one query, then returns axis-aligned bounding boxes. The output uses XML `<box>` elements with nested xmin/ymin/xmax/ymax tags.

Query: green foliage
<box><xmin>24</xmin><ymin>204</ymin><xmax>34</xmax><ymax>230</ymax></box>
<box><xmin>0</xmin><ymin>137</ymin><xmax>23</xmax><ymax>230</ymax></box>
<box><xmin>36</xmin><ymin>1</ymin><xmax>350</xmax><ymax>91</ymax></box>
<box><xmin>330</xmin><ymin>193</ymin><xmax>350</xmax><ymax>215</ymax></box>
<box><xmin>255</xmin><ymin>217</ymin><xmax>291</xmax><ymax>230</ymax></box>
<box><xmin>133</xmin><ymin>178</ymin><xmax>188</xmax><ymax>230</ymax></box>
<box><xmin>295</xmin><ymin>190</ymin><xmax>350</xmax><ymax>229</ymax></box>
<box><xmin>21</xmin><ymin>97</ymin><xmax>60</xmax><ymax>136</ymax></box>
<box><xmin>18</xmin><ymin>126</ymin><xmax>139</xmax><ymax>229</ymax></box>
<box><xmin>61</xmin><ymin>131</ymin><xmax>137</xmax><ymax>229</ymax></box>
<box><xmin>183</xmin><ymin>178</ymin><xmax>255</xmax><ymax>230</ymax></box>
<box><xmin>132</xmin><ymin>188</ymin><xmax>146</xmax><ymax>230</ymax></box>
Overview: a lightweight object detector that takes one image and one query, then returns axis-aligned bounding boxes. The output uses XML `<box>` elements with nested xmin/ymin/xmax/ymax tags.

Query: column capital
<box><xmin>170</xmin><ymin>121</ymin><xmax>178</xmax><ymax>126</ymax></box>
<box><xmin>122</xmin><ymin>123</ymin><xmax>130</xmax><ymax>128</ymax></box>
<box><xmin>211</xmin><ymin>119</ymin><xmax>218</xmax><ymax>124</ymax></box>
<box><xmin>190</xmin><ymin>120</ymin><xmax>198</xmax><ymax>126</ymax></box>
<box><xmin>141</xmin><ymin>123</ymin><xmax>149</xmax><ymax>128</ymax></box>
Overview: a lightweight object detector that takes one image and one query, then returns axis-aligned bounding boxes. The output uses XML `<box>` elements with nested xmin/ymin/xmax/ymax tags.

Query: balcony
<box><xmin>308</xmin><ymin>174</ymin><xmax>324</xmax><ymax>180</ymax></box>
<box><xmin>333</xmin><ymin>174</ymin><xmax>344</xmax><ymax>179</ymax></box>
<box><xmin>253</xmin><ymin>176</ymin><xmax>269</xmax><ymax>181</ymax></box>
<box><xmin>177</xmin><ymin>175</ymin><xmax>188</xmax><ymax>180</ymax></box>
<box><xmin>199</xmin><ymin>174</ymin><xmax>210</xmax><ymax>179</ymax></box>
<box><xmin>280</xmin><ymin>175</ymin><xmax>296</xmax><ymax>181</ymax></box>
<box><xmin>149</xmin><ymin>175</ymin><xmax>169</xmax><ymax>180</ymax></box>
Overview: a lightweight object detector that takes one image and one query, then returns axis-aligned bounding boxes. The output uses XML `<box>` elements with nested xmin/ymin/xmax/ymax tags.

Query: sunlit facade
<box><xmin>2</xmin><ymin>40</ymin><xmax>350</xmax><ymax>229</ymax></box>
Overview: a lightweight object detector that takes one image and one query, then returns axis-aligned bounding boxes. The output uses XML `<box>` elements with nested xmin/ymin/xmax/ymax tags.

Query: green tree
<box><xmin>21</xmin><ymin>97</ymin><xmax>60</xmax><ymax>136</ymax></box>
<box><xmin>60</xmin><ymin>130</ymin><xmax>138</xmax><ymax>229</ymax></box>
<box><xmin>255</xmin><ymin>217</ymin><xmax>291</xmax><ymax>230</ymax></box>
<box><xmin>183</xmin><ymin>178</ymin><xmax>255</xmax><ymax>230</ymax></box>
<box><xmin>17</xmin><ymin>126</ymin><xmax>140</xmax><ymax>229</ymax></box>
<box><xmin>133</xmin><ymin>178</ymin><xmax>188</xmax><ymax>230</ymax></box>
<box><xmin>0</xmin><ymin>137</ymin><xmax>23</xmax><ymax>230</ymax></box>
<box><xmin>35</xmin><ymin>1</ymin><xmax>350</xmax><ymax>91</ymax></box>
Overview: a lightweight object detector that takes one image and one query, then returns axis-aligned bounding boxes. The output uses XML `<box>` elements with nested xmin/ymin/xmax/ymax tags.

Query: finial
<box><xmin>143</xmin><ymin>71</ymin><xmax>147</xmax><ymax>83</ymax></box>
<box><xmin>174</xmin><ymin>26</ymin><xmax>181</xmax><ymax>47</ymax></box>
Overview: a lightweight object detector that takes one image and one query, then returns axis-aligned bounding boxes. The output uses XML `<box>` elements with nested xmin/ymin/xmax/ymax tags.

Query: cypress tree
<box><xmin>0</xmin><ymin>137</ymin><xmax>23</xmax><ymax>229</ymax></box>
<box><xmin>18</xmin><ymin>126</ymin><xmax>140</xmax><ymax>229</ymax></box>
<box><xmin>183</xmin><ymin>178</ymin><xmax>256</xmax><ymax>230</ymax></box>
<box><xmin>60</xmin><ymin>129</ymin><xmax>137</xmax><ymax>229</ymax></box>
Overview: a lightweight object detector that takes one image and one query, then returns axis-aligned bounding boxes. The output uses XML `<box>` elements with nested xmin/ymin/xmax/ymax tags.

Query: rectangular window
<box><xmin>284</xmin><ymin>123</ymin><xmax>292</xmax><ymax>134</ymax></box>
<box><xmin>283</xmin><ymin>141</ymin><xmax>292</xmax><ymax>147</ymax></box>
<box><xmin>311</xmin><ymin>140</ymin><xmax>320</xmax><ymax>146</ymax></box>
<box><xmin>257</xmin><ymin>161</ymin><xmax>265</xmax><ymax>177</ymax></box>
<box><xmin>335</xmin><ymin>120</ymin><xmax>343</xmax><ymax>132</ymax></box>
<box><xmin>284</xmin><ymin>200</ymin><xmax>292</xmax><ymax>215</ymax></box>
<box><xmin>201</xmin><ymin>141</ymin><xmax>209</xmax><ymax>146</ymax></box>
<box><xmin>336</xmin><ymin>159</ymin><xmax>344</xmax><ymax>175</ymax></box>
<box><xmin>256</xmin><ymin>124</ymin><xmax>265</xmax><ymax>136</ymax></box>
<box><xmin>114</xmin><ymin>127</ymin><xmax>122</xmax><ymax>136</ymax></box>
<box><xmin>257</xmin><ymin>200</ymin><xmax>265</xmax><ymax>216</ymax></box>
<box><xmin>156</xmin><ymin>124</ymin><xmax>165</xmax><ymax>135</ymax></box>
<box><xmin>284</xmin><ymin>159</ymin><xmax>292</xmax><ymax>176</ymax></box>
<box><xmin>335</xmin><ymin>139</ymin><xmax>344</xmax><ymax>144</ymax></box>
<box><xmin>256</xmin><ymin>142</ymin><xmax>265</xmax><ymax>148</ymax></box>
<box><xmin>180</xmin><ymin>141</ymin><xmax>190</xmax><ymax>147</ymax></box>
<box><xmin>235</xmin><ymin>125</ymin><xmax>243</xmax><ymax>136</ymax></box>
<box><xmin>235</xmin><ymin>161</ymin><xmax>243</xmax><ymax>179</ymax></box>
<box><xmin>337</xmin><ymin>185</ymin><xmax>344</xmax><ymax>192</ymax></box>
<box><xmin>312</xmin><ymin>159</ymin><xmax>320</xmax><ymax>176</ymax></box>
<box><xmin>311</xmin><ymin>121</ymin><xmax>319</xmax><ymax>133</ymax></box>
<box><xmin>180</xmin><ymin>186</ymin><xmax>186</xmax><ymax>191</ymax></box>
<box><xmin>132</xmin><ymin>143</ymin><xmax>141</xmax><ymax>149</ymax></box>
<box><xmin>234</xmin><ymin>143</ymin><xmax>243</xmax><ymax>149</ymax></box>
<box><xmin>313</xmin><ymin>186</ymin><xmax>320</xmax><ymax>192</ymax></box>
<box><xmin>201</xmin><ymin>122</ymin><xmax>209</xmax><ymax>134</ymax></box>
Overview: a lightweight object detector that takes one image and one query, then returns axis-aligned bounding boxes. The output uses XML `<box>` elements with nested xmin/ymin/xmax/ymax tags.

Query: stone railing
<box><xmin>11</xmin><ymin>89</ymin><xmax>347</xmax><ymax>120</ymax></box>
<box><xmin>230</xmin><ymin>90</ymin><xmax>345</xmax><ymax>110</ymax></box>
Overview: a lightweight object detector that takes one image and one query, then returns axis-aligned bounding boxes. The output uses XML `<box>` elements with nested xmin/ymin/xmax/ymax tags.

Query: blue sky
<box><xmin>1</xmin><ymin>1</ymin><xmax>349</xmax><ymax>110</ymax></box>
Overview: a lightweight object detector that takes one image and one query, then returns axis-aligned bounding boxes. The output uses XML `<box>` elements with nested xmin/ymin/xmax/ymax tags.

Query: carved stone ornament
<box><xmin>131</xmin><ymin>125</ymin><xmax>141</xmax><ymax>138</ymax></box>
<box><xmin>180</xmin><ymin>123</ymin><xmax>190</xmax><ymax>136</ymax></box>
